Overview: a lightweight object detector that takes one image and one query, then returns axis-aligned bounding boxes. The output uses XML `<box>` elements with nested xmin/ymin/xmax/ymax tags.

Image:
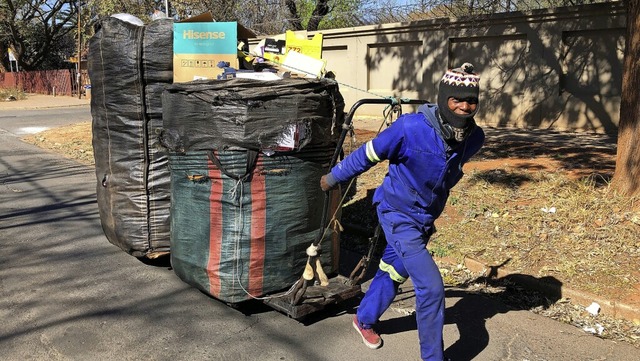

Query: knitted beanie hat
<box><xmin>437</xmin><ymin>62</ymin><xmax>480</xmax><ymax>129</ymax></box>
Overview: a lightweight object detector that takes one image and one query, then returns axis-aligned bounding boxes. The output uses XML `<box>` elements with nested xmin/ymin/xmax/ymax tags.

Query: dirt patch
<box><xmin>22</xmin><ymin>121</ymin><xmax>94</xmax><ymax>166</ymax></box>
<box><xmin>473</xmin><ymin>127</ymin><xmax>617</xmax><ymax>181</ymax></box>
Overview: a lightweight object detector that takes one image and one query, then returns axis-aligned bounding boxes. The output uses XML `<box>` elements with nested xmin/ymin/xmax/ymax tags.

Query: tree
<box><xmin>286</xmin><ymin>0</ymin><xmax>330</xmax><ymax>31</ymax></box>
<box><xmin>612</xmin><ymin>0</ymin><xmax>640</xmax><ymax>196</ymax></box>
<box><xmin>75</xmin><ymin>0</ymin><xmax>371</xmax><ymax>37</ymax></box>
<box><xmin>1</xmin><ymin>0</ymin><xmax>78</xmax><ymax>71</ymax></box>
<box><xmin>286</xmin><ymin>0</ymin><xmax>381</xmax><ymax>32</ymax></box>
<box><xmin>284</xmin><ymin>0</ymin><xmax>365</xmax><ymax>31</ymax></box>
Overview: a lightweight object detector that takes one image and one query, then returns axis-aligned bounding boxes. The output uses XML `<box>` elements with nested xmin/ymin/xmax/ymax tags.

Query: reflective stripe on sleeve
<box><xmin>365</xmin><ymin>141</ymin><xmax>380</xmax><ymax>163</ymax></box>
<box><xmin>379</xmin><ymin>260</ymin><xmax>407</xmax><ymax>283</ymax></box>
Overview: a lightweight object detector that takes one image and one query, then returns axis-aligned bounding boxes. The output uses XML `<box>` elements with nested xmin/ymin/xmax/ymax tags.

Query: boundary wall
<box><xmin>271</xmin><ymin>2</ymin><xmax>625</xmax><ymax>134</ymax></box>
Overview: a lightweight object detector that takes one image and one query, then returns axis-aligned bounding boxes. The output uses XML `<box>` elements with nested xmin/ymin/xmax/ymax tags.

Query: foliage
<box><xmin>0</xmin><ymin>0</ymin><xmax>78</xmax><ymax>71</ymax></box>
<box><xmin>84</xmin><ymin>0</ymin><xmax>366</xmax><ymax>35</ymax></box>
<box><xmin>85</xmin><ymin>0</ymin><xmax>158</xmax><ymax>22</ymax></box>
<box><xmin>285</xmin><ymin>0</ymin><xmax>365</xmax><ymax>31</ymax></box>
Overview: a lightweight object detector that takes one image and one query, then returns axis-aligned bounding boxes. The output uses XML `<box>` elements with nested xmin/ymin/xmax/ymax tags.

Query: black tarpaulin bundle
<box><xmin>163</xmin><ymin>78</ymin><xmax>344</xmax><ymax>302</ymax></box>
<box><xmin>161</xmin><ymin>78</ymin><xmax>344</xmax><ymax>153</ymax></box>
<box><xmin>88</xmin><ymin>16</ymin><xmax>173</xmax><ymax>258</ymax></box>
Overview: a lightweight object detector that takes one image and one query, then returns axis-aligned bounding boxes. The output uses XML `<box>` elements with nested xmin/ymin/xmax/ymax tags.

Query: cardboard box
<box><xmin>282</xmin><ymin>50</ymin><xmax>326</xmax><ymax>78</ymax></box>
<box><xmin>257</xmin><ymin>38</ymin><xmax>283</xmax><ymax>63</ymax></box>
<box><xmin>285</xmin><ymin>31</ymin><xmax>323</xmax><ymax>59</ymax></box>
<box><xmin>173</xmin><ymin>12</ymin><xmax>255</xmax><ymax>82</ymax></box>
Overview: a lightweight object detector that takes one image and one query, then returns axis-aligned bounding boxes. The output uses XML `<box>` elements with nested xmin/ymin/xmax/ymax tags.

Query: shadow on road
<box><xmin>373</xmin><ymin>263</ymin><xmax>562</xmax><ymax>361</ymax></box>
<box><xmin>444</xmin><ymin>269</ymin><xmax>562</xmax><ymax>360</ymax></box>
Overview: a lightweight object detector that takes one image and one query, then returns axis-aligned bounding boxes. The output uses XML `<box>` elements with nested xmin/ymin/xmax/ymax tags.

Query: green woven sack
<box><xmin>169</xmin><ymin>149</ymin><xmax>339</xmax><ymax>303</ymax></box>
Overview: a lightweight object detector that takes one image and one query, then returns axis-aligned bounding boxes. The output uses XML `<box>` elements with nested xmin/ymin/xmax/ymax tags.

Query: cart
<box><xmin>262</xmin><ymin>97</ymin><xmax>428</xmax><ymax>319</ymax></box>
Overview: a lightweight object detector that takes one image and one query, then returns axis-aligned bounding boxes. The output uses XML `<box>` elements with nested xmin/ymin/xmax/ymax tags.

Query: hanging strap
<box><xmin>207</xmin><ymin>149</ymin><xmax>259</xmax><ymax>181</ymax></box>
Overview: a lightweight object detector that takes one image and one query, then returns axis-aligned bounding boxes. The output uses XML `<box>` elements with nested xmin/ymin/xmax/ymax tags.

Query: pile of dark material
<box><xmin>88</xmin><ymin>16</ymin><xmax>173</xmax><ymax>258</ymax></box>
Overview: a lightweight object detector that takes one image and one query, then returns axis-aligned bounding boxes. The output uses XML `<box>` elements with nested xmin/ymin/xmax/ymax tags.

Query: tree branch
<box><xmin>285</xmin><ymin>0</ymin><xmax>304</xmax><ymax>31</ymax></box>
<box><xmin>307</xmin><ymin>0</ymin><xmax>330</xmax><ymax>31</ymax></box>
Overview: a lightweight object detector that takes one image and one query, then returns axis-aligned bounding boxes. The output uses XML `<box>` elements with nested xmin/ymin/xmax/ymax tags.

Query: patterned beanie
<box><xmin>437</xmin><ymin>62</ymin><xmax>480</xmax><ymax>129</ymax></box>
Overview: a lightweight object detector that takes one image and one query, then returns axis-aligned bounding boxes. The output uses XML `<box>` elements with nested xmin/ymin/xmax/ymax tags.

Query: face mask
<box><xmin>436</xmin><ymin>110</ymin><xmax>475</xmax><ymax>143</ymax></box>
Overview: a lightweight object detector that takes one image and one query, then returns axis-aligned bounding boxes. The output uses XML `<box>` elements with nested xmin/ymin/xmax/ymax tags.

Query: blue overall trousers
<box><xmin>356</xmin><ymin>209</ymin><xmax>445</xmax><ymax>361</ymax></box>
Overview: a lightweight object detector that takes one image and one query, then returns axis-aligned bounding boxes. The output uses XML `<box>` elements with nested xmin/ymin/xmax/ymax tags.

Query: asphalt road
<box><xmin>1</xmin><ymin>105</ymin><xmax>638</xmax><ymax>360</ymax></box>
<box><xmin>0</xmin><ymin>106</ymin><xmax>91</xmax><ymax>136</ymax></box>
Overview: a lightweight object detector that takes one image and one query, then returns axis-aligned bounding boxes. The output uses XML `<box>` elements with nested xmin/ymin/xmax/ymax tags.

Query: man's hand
<box><xmin>320</xmin><ymin>174</ymin><xmax>336</xmax><ymax>192</ymax></box>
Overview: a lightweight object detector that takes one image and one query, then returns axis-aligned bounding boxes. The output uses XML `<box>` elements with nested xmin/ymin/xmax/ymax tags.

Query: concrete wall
<box><xmin>260</xmin><ymin>2</ymin><xmax>625</xmax><ymax>134</ymax></box>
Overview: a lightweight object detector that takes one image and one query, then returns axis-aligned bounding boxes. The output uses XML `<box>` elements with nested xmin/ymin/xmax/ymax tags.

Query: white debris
<box><xmin>306</xmin><ymin>243</ymin><xmax>319</xmax><ymax>256</ymax></box>
<box><xmin>18</xmin><ymin>126</ymin><xmax>49</xmax><ymax>134</ymax></box>
<box><xmin>583</xmin><ymin>326</ymin><xmax>596</xmax><ymax>334</ymax></box>
<box><xmin>541</xmin><ymin>206</ymin><xmax>557</xmax><ymax>214</ymax></box>
<box><xmin>111</xmin><ymin>13</ymin><xmax>145</xmax><ymax>26</ymax></box>
<box><xmin>585</xmin><ymin>302</ymin><xmax>601</xmax><ymax>316</ymax></box>
<box><xmin>583</xmin><ymin>324</ymin><xmax>605</xmax><ymax>335</ymax></box>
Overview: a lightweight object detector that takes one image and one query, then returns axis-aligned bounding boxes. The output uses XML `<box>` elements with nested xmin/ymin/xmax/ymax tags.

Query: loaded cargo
<box><xmin>88</xmin><ymin>13</ymin><xmax>366</xmax><ymax>317</ymax></box>
<box><xmin>161</xmin><ymin>78</ymin><xmax>345</xmax><ymax>303</ymax></box>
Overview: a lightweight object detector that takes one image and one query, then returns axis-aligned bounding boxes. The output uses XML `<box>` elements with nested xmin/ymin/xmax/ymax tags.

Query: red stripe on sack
<box><xmin>249</xmin><ymin>156</ymin><xmax>266</xmax><ymax>296</ymax></box>
<box><xmin>207</xmin><ymin>153</ymin><xmax>223</xmax><ymax>296</ymax></box>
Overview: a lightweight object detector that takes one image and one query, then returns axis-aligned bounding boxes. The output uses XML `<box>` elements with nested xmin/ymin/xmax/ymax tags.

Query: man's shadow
<box><xmin>374</xmin><ymin>259</ymin><xmax>563</xmax><ymax>361</ymax></box>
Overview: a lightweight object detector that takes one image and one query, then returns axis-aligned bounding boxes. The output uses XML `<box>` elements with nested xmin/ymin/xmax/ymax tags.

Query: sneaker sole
<box><xmin>352</xmin><ymin>320</ymin><xmax>382</xmax><ymax>349</ymax></box>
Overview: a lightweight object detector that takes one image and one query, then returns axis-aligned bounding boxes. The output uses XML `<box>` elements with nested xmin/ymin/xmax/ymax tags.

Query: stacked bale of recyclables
<box><xmin>162</xmin><ymin>78</ymin><xmax>344</xmax><ymax>303</ymax></box>
<box><xmin>88</xmin><ymin>16</ymin><xmax>173</xmax><ymax>258</ymax></box>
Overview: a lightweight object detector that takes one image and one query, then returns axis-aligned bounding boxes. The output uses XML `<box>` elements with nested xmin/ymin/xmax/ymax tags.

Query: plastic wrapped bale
<box><xmin>88</xmin><ymin>16</ymin><xmax>173</xmax><ymax>258</ymax></box>
<box><xmin>162</xmin><ymin>78</ymin><xmax>344</xmax><ymax>303</ymax></box>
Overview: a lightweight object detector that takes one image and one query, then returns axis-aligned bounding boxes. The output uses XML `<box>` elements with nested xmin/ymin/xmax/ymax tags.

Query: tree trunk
<box><xmin>307</xmin><ymin>0</ymin><xmax>330</xmax><ymax>31</ymax></box>
<box><xmin>612</xmin><ymin>0</ymin><xmax>640</xmax><ymax>196</ymax></box>
<box><xmin>285</xmin><ymin>0</ymin><xmax>304</xmax><ymax>31</ymax></box>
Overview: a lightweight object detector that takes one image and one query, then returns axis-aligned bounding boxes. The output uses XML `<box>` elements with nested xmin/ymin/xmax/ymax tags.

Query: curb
<box><xmin>0</xmin><ymin>95</ymin><xmax>90</xmax><ymax>111</ymax></box>
<box><xmin>0</xmin><ymin>104</ymin><xmax>89</xmax><ymax>111</ymax></box>
<box><xmin>461</xmin><ymin>257</ymin><xmax>640</xmax><ymax>322</ymax></box>
<box><xmin>0</xmin><ymin>102</ymin><xmax>90</xmax><ymax>111</ymax></box>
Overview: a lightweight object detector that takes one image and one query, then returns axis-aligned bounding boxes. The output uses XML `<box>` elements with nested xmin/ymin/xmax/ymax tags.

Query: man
<box><xmin>320</xmin><ymin>63</ymin><xmax>484</xmax><ymax>361</ymax></box>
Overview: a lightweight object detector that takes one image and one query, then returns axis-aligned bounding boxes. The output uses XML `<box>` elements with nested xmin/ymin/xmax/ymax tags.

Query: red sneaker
<box><xmin>352</xmin><ymin>315</ymin><xmax>382</xmax><ymax>349</ymax></box>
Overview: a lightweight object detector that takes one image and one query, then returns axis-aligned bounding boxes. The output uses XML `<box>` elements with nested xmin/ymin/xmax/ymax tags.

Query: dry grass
<box><xmin>434</xmin><ymin>169</ymin><xmax>640</xmax><ymax>299</ymax></box>
<box><xmin>338</xmin><ymin>126</ymin><xmax>640</xmax><ymax>306</ymax></box>
<box><xmin>340</xmin><ymin>155</ymin><xmax>640</xmax><ymax>303</ymax></box>
<box><xmin>21</xmin><ymin>121</ymin><xmax>94</xmax><ymax>165</ymax></box>
<box><xmin>0</xmin><ymin>87</ymin><xmax>27</xmax><ymax>101</ymax></box>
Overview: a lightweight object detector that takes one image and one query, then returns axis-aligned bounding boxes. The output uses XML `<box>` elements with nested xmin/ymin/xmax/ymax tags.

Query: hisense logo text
<box><xmin>183</xmin><ymin>30</ymin><xmax>226</xmax><ymax>40</ymax></box>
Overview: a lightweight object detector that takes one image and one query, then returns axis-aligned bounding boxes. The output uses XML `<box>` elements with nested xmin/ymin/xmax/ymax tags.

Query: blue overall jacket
<box><xmin>326</xmin><ymin>103</ymin><xmax>484</xmax><ymax>227</ymax></box>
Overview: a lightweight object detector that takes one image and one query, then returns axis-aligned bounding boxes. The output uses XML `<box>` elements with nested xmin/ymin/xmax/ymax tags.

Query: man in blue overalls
<box><xmin>321</xmin><ymin>63</ymin><xmax>484</xmax><ymax>361</ymax></box>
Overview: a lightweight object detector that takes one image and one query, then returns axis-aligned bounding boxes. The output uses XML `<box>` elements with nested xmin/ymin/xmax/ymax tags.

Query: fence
<box><xmin>0</xmin><ymin>69</ymin><xmax>89</xmax><ymax>97</ymax></box>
